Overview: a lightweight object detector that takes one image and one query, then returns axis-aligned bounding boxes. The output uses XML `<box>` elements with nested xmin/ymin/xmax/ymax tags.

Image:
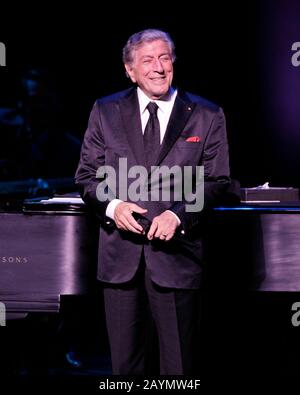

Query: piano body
<box><xmin>2</xmin><ymin>198</ymin><xmax>300</xmax><ymax>317</ymax></box>
<box><xmin>1</xmin><ymin>193</ymin><xmax>300</xmax><ymax>378</ymax></box>
<box><xmin>0</xmin><ymin>196</ymin><xmax>98</xmax><ymax>318</ymax></box>
<box><xmin>205</xmin><ymin>203</ymin><xmax>300</xmax><ymax>292</ymax></box>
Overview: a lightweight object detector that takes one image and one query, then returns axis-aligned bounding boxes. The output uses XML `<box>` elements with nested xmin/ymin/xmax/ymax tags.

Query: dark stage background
<box><xmin>1</xmin><ymin>0</ymin><xmax>299</xmax><ymax>187</ymax></box>
<box><xmin>1</xmin><ymin>1</ymin><xmax>300</xmax><ymax>388</ymax></box>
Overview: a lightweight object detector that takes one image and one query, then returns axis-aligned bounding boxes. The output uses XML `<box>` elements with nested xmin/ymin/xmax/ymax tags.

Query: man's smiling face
<box><xmin>125</xmin><ymin>39</ymin><xmax>174</xmax><ymax>100</ymax></box>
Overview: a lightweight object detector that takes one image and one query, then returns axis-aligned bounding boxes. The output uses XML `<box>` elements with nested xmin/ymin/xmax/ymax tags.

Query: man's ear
<box><xmin>125</xmin><ymin>64</ymin><xmax>136</xmax><ymax>83</ymax></box>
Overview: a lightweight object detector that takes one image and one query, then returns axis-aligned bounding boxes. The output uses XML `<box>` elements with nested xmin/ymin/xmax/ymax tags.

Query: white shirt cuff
<box><xmin>166</xmin><ymin>210</ymin><xmax>181</xmax><ymax>225</ymax></box>
<box><xmin>106</xmin><ymin>199</ymin><xmax>123</xmax><ymax>220</ymax></box>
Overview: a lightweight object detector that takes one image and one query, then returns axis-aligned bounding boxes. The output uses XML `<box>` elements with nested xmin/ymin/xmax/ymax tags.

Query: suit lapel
<box><xmin>118</xmin><ymin>89</ymin><xmax>195</xmax><ymax>167</ymax></box>
<box><xmin>119</xmin><ymin>88</ymin><xmax>146</xmax><ymax>166</ymax></box>
<box><xmin>156</xmin><ymin>92</ymin><xmax>195</xmax><ymax>165</ymax></box>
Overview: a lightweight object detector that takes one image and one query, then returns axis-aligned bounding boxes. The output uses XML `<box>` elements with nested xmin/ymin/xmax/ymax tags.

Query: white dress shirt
<box><xmin>138</xmin><ymin>86</ymin><xmax>177</xmax><ymax>143</ymax></box>
<box><xmin>106</xmin><ymin>87</ymin><xmax>180</xmax><ymax>225</ymax></box>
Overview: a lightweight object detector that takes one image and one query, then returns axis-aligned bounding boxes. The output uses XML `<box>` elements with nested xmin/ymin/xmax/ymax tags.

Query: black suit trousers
<box><xmin>103</xmin><ymin>253</ymin><xmax>201</xmax><ymax>375</ymax></box>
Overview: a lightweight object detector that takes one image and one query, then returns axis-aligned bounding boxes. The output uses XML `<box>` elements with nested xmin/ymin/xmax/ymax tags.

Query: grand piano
<box><xmin>0</xmin><ymin>191</ymin><xmax>99</xmax><ymax>319</ymax></box>
<box><xmin>1</xmin><ymin>184</ymin><xmax>300</xmax><ymax>379</ymax></box>
<box><xmin>2</xmin><ymin>191</ymin><xmax>300</xmax><ymax>317</ymax></box>
<box><xmin>204</xmin><ymin>203</ymin><xmax>300</xmax><ymax>292</ymax></box>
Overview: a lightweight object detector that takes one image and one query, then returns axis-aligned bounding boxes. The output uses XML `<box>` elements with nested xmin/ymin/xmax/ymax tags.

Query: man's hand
<box><xmin>114</xmin><ymin>202</ymin><xmax>148</xmax><ymax>234</ymax></box>
<box><xmin>147</xmin><ymin>211</ymin><xmax>179</xmax><ymax>241</ymax></box>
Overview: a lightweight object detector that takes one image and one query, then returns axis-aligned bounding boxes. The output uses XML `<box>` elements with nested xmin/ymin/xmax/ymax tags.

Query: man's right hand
<box><xmin>114</xmin><ymin>202</ymin><xmax>148</xmax><ymax>234</ymax></box>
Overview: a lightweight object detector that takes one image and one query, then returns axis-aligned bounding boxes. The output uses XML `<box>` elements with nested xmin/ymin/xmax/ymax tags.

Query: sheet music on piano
<box><xmin>39</xmin><ymin>197</ymin><xmax>84</xmax><ymax>204</ymax></box>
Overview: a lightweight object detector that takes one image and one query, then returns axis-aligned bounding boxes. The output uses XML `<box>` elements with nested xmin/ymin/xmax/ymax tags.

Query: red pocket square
<box><xmin>185</xmin><ymin>136</ymin><xmax>201</xmax><ymax>142</ymax></box>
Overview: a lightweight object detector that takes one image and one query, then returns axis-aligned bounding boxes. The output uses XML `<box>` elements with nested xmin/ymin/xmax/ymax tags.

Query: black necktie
<box><xmin>143</xmin><ymin>102</ymin><xmax>160</xmax><ymax>168</ymax></box>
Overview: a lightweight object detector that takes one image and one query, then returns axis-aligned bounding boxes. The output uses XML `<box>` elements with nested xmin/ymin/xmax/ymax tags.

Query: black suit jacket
<box><xmin>75</xmin><ymin>87</ymin><xmax>230</xmax><ymax>288</ymax></box>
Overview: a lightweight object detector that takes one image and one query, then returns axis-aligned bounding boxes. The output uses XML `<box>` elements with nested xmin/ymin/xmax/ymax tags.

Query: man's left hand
<box><xmin>147</xmin><ymin>211</ymin><xmax>179</xmax><ymax>241</ymax></box>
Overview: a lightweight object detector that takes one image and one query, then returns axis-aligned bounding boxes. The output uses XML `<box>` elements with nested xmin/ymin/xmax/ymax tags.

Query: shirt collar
<box><xmin>137</xmin><ymin>87</ymin><xmax>177</xmax><ymax>114</ymax></box>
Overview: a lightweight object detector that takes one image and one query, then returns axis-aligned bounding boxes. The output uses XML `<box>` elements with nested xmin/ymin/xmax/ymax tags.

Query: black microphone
<box><xmin>132</xmin><ymin>212</ymin><xmax>152</xmax><ymax>234</ymax></box>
